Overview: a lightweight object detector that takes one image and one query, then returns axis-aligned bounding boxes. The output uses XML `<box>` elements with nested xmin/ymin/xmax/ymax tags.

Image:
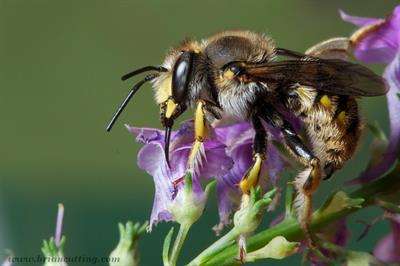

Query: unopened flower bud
<box><xmin>41</xmin><ymin>237</ymin><xmax>67</xmax><ymax>266</ymax></box>
<box><xmin>109</xmin><ymin>221</ymin><xmax>147</xmax><ymax>266</ymax></box>
<box><xmin>233</xmin><ymin>187</ymin><xmax>276</xmax><ymax>234</ymax></box>
<box><xmin>346</xmin><ymin>251</ymin><xmax>382</xmax><ymax>266</ymax></box>
<box><xmin>169</xmin><ymin>173</ymin><xmax>215</xmax><ymax>227</ymax></box>
<box><xmin>246</xmin><ymin>236</ymin><xmax>299</xmax><ymax>262</ymax></box>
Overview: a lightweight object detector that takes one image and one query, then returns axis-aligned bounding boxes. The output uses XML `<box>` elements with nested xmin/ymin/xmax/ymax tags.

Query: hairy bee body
<box><xmin>283</xmin><ymin>86</ymin><xmax>362</xmax><ymax>176</ymax></box>
<box><xmin>152</xmin><ymin>30</ymin><xmax>364</xmax><ymax>177</ymax></box>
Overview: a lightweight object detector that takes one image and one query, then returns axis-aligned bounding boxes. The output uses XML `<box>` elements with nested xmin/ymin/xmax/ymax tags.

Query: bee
<box><xmin>106</xmin><ymin>30</ymin><xmax>387</xmax><ymax>244</ymax></box>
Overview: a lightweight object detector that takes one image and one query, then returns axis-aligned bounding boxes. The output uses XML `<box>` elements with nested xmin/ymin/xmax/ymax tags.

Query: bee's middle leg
<box><xmin>239</xmin><ymin>114</ymin><xmax>267</xmax><ymax>194</ymax></box>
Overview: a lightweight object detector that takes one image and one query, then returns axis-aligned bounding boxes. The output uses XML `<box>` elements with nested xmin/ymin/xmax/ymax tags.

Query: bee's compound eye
<box><xmin>229</xmin><ymin>65</ymin><xmax>241</xmax><ymax>75</ymax></box>
<box><xmin>172</xmin><ymin>52</ymin><xmax>194</xmax><ymax>103</ymax></box>
<box><xmin>223</xmin><ymin>64</ymin><xmax>242</xmax><ymax>79</ymax></box>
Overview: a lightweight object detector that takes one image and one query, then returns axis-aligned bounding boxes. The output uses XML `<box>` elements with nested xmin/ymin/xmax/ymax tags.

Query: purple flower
<box><xmin>310</xmin><ymin>219</ymin><xmax>350</xmax><ymax>266</ymax></box>
<box><xmin>126</xmin><ymin>121</ymin><xmax>233</xmax><ymax>229</ymax></box>
<box><xmin>373</xmin><ymin>214</ymin><xmax>400</xmax><ymax>263</ymax></box>
<box><xmin>340</xmin><ymin>6</ymin><xmax>400</xmax><ymax>183</ymax></box>
<box><xmin>214</xmin><ymin>122</ymin><xmax>286</xmax><ymax>226</ymax></box>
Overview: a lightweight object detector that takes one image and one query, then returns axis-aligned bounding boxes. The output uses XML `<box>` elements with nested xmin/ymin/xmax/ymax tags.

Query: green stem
<box><xmin>168</xmin><ymin>224</ymin><xmax>191</xmax><ymax>266</ymax></box>
<box><xmin>190</xmin><ymin>164</ymin><xmax>400</xmax><ymax>266</ymax></box>
<box><xmin>188</xmin><ymin>228</ymin><xmax>239</xmax><ymax>266</ymax></box>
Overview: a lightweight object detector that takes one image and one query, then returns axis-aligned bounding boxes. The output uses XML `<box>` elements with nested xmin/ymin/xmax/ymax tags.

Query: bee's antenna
<box><xmin>106</xmin><ymin>74</ymin><xmax>157</xmax><ymax>132</ymax></box>
<box><xmin>121</xmin><ymin>66</ymin><xmax>168</xmax><ymax>81</ymax></box>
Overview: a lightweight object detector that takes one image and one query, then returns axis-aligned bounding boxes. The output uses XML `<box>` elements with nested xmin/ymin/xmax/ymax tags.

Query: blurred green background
<box><xmin>1</xmin><ymin>1</ymin><xmax>398</xmax><ymax>265</ymax></box>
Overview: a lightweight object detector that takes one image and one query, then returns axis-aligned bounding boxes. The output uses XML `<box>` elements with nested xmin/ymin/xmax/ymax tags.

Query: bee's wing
<box><xmin>243</xmin><ymin>59</ymin><xmax>388</xmax><ymax>97</ymax></box>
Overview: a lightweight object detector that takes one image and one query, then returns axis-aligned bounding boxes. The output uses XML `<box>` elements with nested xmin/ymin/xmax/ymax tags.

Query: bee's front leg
<box><xmin>187</xmin><ymin>100</ymin><xmax>209</xmax><ymax>173</ymax></box>
<box><xmin>239</xmin><ymin>114</ymin><xmax>267</xmax><ymax>194</ymax></box>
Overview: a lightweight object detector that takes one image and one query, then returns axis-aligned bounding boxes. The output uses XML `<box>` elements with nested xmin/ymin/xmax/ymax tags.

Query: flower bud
<box><xmin>233</xmin><ymin>187</ymin><xmax>275</xmax><ymax>234</ymax></box>
<box><xmin>246</xmin><ymin>236</ymin><xmax>299</xmax><ymax>262</ymax></box>
<box><xmin>317</xmin><ymin>191</ymin><xmax>364</xmax><ymax>217</ymax></box>
<box><xmin>109</xmin><ymin>221</ymin><xmax>147</xmax><ymax>266</ymax></box>
<box><xmin>168</xmin><ymin>173</ymin><xmax>215</xmax><ymax>227</ymax></box>
<box><xmin>346</xmin><ymin>251</ymin><xmax>382</xmax><ymax>266</ymax></box>
<box><xmin>41</xmin><ymin>237</ymin><xmax>67</xmax><ymax>266</ymax></box>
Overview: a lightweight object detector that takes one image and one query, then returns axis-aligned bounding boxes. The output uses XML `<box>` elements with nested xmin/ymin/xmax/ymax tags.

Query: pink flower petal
<box><xmin>339</xmin><ymin>9</ymin><xmax>381</xmax><ymax>27</ymax></box>
<box><xmin>343</xmin><ymin>6</ymin><xmax>400</xmax><ymax>63</ymax></box>
<box><xmin>351</xmin><ymin>52</ymin><xmax>400</xmax><ymax>184</ymax></box>
<box><xmin>373</xmin><ymin>214</ymin><xmax>400</xmax><ymax>263</ymax></box>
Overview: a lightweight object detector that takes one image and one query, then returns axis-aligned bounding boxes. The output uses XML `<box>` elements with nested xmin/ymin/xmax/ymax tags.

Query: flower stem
<box><xmin>190</xmin><ymin>163</ymin><xmax>400</xmax><ymax>266</ymax></box>
<box><xmin>188</xmin><ymin>228</ymin><xmax>239</xmax><ymax>266</ymax></box>
<box><xmin>168</xmin><ymin>223</ymin><xmax>191</xmax><ymax>266</ymax></box>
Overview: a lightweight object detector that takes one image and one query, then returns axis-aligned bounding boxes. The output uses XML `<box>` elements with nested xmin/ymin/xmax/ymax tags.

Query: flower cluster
<box><xmin>340</xmin><ymin>6</ymin><xmax>400</xmax><ymax>184</ymax></box>
<box><xmin>339</xmin><ymin>6</ymin><xmax>400</xmax><ymax>264</ymax></box>
<box><xmin>126</xmin><ymin>120</ymin><xmax>286</xmax><ymax>230</ymax></box>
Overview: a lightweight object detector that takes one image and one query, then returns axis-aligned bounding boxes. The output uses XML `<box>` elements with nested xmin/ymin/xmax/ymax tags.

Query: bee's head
<box><xmin>156</xmin><ymin>40</ymin><xmax>205</xmax><ymax>165</ymax></box>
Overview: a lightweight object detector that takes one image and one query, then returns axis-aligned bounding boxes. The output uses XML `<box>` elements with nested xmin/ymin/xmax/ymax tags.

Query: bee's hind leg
<box><xmin>239</xmin><ymin>114</ymin><xmax>267</xmax><ymax>194</ymax></box>
<box><xmin>258</xmin><ymin>103</ymin><xmax>322</xmax><ymax>247</ymax></box>
<box><xmin>283</xmin><ymin>123</ymin><xmax>322</xmax><ymax>248</ymax></box>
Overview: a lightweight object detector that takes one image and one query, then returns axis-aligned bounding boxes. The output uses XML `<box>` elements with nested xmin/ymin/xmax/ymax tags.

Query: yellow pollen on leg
<box><xmin>194</xmin><ymin>101</ymin><xmax>206</xmax><ymax>140</ymax></box>
<box><xmin>239</xmin><ymin>154</ymin><xmax>264</xmax><ymax>194</ymax></box>
<box><xmin>165</xmin><ymin>99</ymin><xmax>178</xmax><ymax>118</ymax></box>
<box><xmin>337</xmin><ymin>111</ymin><xmax>346</xmax><ymax>124</ymax></box>
<box><xmin>223</xmin><ymin>69</ymin><xmax>235</xmax><ymax>79</ymax></box>
<box><xmin>188</xmin><ymin>101</ymin><xmax>208</xmax><ymax>170</ymax></box>
<box><xmin>320</xmin><ymin>95</ymin><xmax>332</xmax><ymax>108</ymax></box>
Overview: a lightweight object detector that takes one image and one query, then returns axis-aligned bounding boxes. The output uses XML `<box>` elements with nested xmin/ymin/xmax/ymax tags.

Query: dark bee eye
<box><xmin>229</xmin><ymin>65</ymin><xmax>242</xmax><ymax>75</ymax></box>
<box><xmin>172</xmin><ymin>51</ymin><xmax>194</xmax><ymax>103</ymax></box>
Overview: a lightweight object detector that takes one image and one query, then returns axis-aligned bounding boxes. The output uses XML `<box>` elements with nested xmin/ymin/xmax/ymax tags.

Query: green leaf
<box><xmin>367</xmin><ymin>121</ymin><xmax>388</xmax><ymax>142</ymax></box>
<box><xmin>162</xmin><ymin>227</ymin><xmax>175</xmax><ymax>265</ymax></box>
<box><xmin>285</xmin><ymin>184</ymin><xmax>294</xmax><ymax>218</ymax></box>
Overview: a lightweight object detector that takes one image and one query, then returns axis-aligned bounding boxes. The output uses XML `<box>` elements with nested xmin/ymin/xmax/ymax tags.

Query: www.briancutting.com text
<box><xmin>6</xmin><ymin>255</ymin><xmax>120</xmax><ymax>264</ymax></box>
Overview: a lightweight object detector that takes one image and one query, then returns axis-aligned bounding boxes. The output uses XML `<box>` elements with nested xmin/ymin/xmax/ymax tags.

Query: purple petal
<box><xmin>200</xmin><ymin>140</ymin><xmax>234</xmax><ymax>179</ymax></box>
<box><xmin>137</xmin><ymin>141</ymin><xmax>175</xmax><ymax>228</ymax></box>
<box><xmin>351</xmin><ymin>52</ymin><xmax>400</xmax><ymax>184</ymax></box>
<box><xmin>216</xmin><ymin>179</ymin><xmax>239</xmax><ymax>225</ymax></box>
<box><xmin>310</xmin><ymin>219</ymin><xmax>350</xmax><ymax>265</ymax></box>
<box><xmin>373</xmin><ymin>214</ymin><xmax>400</xmax><ymax>263</ymax></box>
<box><xmin>216</xmin><ymin>126</ymin><xmax>254</xmax><ymax>224</ymax></box>
<box><xmin>215</xmin><ymin>123</ymin><xmax>286</xmax><ymax>225</ymax></box>
<box><xmin>332</xmin><ymin>218</ymin><xmax>350</xmax><ymax>246</ymax></box>
<box><xmin>266</xmin><ymin>144</ymin><xmax>286</xmax><ymax>185</ymax></box>
<box><xmin>344</xmin><ymin>6</ymin><xmax>400</xmax><ymax>63</ymax></box>
<box><xmin>127</xmin><ymin>121</ymin><xmax>233</xmax><ymax>228</ymax></box>
<box><xmin>127</xmin><ymin>125</ymin><xmax>184</xmax><ymax>228</ymax></box>
<box><xmin>339</xmin><ymin>9</ymin><xmax>381</xmax><ymax>27</ymax></box>
<box><xmin>55</xmin><ymin>203</ymin><xmax>64</xmax><ymax>248</ymax></box>
<box><xmin>214</xmin><ymin>122</ymin><xmax>252</xmax><ymax>147</ymax></box>
<box><xmin>126</xmin><ymin>125</ymin><xmax>165</xmax><ymax>144</ymax></box>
